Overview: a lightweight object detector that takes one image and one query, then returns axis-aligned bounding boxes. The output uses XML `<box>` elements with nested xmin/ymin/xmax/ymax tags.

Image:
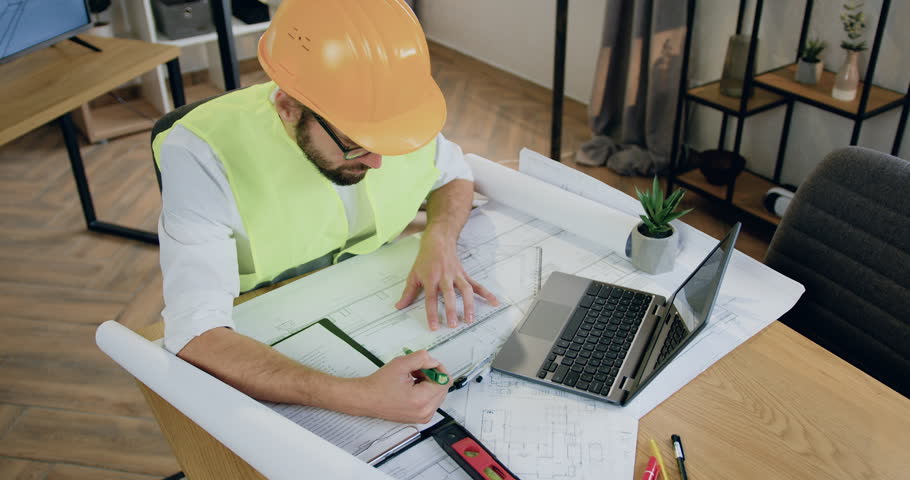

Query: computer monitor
<box><xmin>0</xmin><ymin>0</ymin><xmax>93</xmax><ymax>64</ymax></box>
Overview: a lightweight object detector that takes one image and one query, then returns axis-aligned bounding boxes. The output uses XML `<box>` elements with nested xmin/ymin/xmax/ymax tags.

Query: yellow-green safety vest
<box><xmin>153</xmin><ymin>82</ymin><xmax>440</xmax><ymax>292</ymax></box>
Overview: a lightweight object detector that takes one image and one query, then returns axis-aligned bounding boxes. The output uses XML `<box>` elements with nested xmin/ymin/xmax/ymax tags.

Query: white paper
<box><xmin>94</xmin><ymin>321</ymin><xmax>393</xmax><ymax>480</ymax></box>
<box><xmin>519</xmin><ymin>148</ymin><xmax>645</xmax><ymax>218</ymax></box>
<box><xmin>466</xmin><ymin>153</ymin><xmax>641</xmax><ymax>255</ymax></box>
<box><xmin>518</xmin><ymin>147</ymin><xmax>710</xmax><ymax>260</ymax></box>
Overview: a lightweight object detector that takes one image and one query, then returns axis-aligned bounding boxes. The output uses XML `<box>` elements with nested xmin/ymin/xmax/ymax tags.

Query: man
<box><xmin>153</xmin><ymin>0</ymin><xmax>497</xmax><ymax>424</ymax></box>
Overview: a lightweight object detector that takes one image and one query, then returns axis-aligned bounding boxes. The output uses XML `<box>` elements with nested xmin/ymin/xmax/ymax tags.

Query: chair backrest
<box><xmin>150</xmin><ymin>94</ymin><xmax>227</xmax><ymax>191</ymax></box>
<box><xmin>764</xmin><ymin>146</ymin><xmax>910</xmax><ymax>397</ymax></box>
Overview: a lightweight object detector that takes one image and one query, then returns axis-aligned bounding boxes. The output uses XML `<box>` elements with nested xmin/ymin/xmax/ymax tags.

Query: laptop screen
<box><xmin>629</xmin><ymin>223</ymin><xmax>741</xmax><ymax>395</ymax></box>
<box><xmin>668</xmin><ymin>232</ymin><xmax>733</xmax><ymax>333</ymax></box>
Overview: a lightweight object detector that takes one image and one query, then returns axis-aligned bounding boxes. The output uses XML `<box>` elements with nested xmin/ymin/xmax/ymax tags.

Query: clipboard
<box><xmin>270</xmin><ymin>319</ymin><xmax>520</xmax><ymax>480</ymax></box>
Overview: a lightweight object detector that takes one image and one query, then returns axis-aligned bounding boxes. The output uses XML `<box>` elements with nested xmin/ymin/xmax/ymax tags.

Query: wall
<box><xmin>418</xmin><ymin>0</ymin><xmax>909</xmax><ymax>185</ymax></box>
<box><xmin>419</xmin><ymin>0</ymin><xmax>608</xmax><ymax>104</ymax></box>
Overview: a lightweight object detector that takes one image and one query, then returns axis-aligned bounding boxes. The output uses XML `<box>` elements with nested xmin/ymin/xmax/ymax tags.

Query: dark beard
<box><xmin>295</xmin><ymin>116</ymin><xmax>368</xmax><ymax>186</ymax></box>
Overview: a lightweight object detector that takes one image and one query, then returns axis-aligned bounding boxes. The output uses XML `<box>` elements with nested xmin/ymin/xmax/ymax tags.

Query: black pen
<box><xmin>448</xmin><ymin>355</ymin><xmax>493</xmax><ymax>392</ymax></box>
<box><xmin>671</xmin><ymin>434</ymin><xmax>689</xmax><ymax>480</ymax></box>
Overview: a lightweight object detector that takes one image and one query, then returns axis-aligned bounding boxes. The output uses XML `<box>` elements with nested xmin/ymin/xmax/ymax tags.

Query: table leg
<box><xmin>211</xmin><ymin>0</ymin><xmax>240</xmax><ymax>91</ymax></box>
<box><xmin>549</xmin><ymin>0</ymin><xmax>568</xmax><ymax>162</ymax></box>
<box><xmin>59</xmin><ymin>113</ymin><xmax>159</xmax><ymax>244</ymax></box>
<box><xmin>167</xmin><ymin>59</ymin><xmax>186</xmax><ymax>108</ymax></box>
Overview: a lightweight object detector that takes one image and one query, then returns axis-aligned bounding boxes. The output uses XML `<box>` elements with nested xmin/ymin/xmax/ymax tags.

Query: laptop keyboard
<box><xmin>655</xmin><ymin>314</ymin><xmax>688</xmax><ymax>367</ymax></box>
<box><xmin>537</xmin><ymin>281</ymin><xmax>651</xmax><ymax>397</ymax></box>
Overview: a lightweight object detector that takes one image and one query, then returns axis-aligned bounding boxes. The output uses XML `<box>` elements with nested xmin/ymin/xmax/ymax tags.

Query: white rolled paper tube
<box><xmin>466</xmin><ymin>154</ymin><xmax>640</xmax><ymax>255</ymax></box>
<box><xmin>95</xmin><ymin>321</ymin><xmax>392</xmax><ymax>480</ymax></box>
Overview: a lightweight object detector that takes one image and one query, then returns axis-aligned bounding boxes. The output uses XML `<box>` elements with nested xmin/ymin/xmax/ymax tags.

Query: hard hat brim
<box><xmin>330</xmin><ymin>83</ymin><xmax>447</xmax><ymax>157</ymax></box>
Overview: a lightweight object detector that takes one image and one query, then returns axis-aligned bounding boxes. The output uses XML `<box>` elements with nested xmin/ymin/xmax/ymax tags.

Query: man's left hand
<box><xmin>395</xmin><ymin>231</ymin><xmax>499</xmax><ymax>330</ymax></box>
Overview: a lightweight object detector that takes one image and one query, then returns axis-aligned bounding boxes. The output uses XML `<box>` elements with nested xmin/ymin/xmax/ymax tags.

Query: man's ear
<box><xmin>274</xmin><ymin>90</ymin><xmax>303</xmax><ymax>123</ymax></box>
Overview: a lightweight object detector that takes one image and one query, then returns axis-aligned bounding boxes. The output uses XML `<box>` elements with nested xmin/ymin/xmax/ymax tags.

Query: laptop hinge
<box><xmin>619</xmin><ymin>375</ymin><xmax>635</xmax><ymax>392</ymax></box>
<box><xmin>654</xmin><ymin>301</ymin><xmax>673</xmax><ymax>324</ymax></box>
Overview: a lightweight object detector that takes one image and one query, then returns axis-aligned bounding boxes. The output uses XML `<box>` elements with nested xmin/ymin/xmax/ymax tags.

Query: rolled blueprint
<box><xmin>95</xmin><ymin>321</ymin><xmax>392</xmax><ymax>480</ymax></box>
<box><xmin>465</xmin><ymin>154</ymin><xmax>641</xmax><ymax>255</ymax></box>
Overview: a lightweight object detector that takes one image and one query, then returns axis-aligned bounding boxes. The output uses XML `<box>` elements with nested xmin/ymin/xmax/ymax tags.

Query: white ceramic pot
<box><xmin>88</xmin><ymin>22</ymin><xmax>114</xmax><ymax>38</ymax></box>
<box><xmin>795</xmin><ymin>59</ymin><xmax>823</xmax><ymax>85</ymax></box>
<box><xmin>630</xmin><ymin>223</ymin><xmax>677</xmax><ymax>275</ymax></box>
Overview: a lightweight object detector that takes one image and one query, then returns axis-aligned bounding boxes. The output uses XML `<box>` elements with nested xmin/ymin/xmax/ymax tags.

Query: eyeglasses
<box><xmin>312</xmin><ymin>113</ymin><xmax>371</xmax><ymax>160</ymax></box>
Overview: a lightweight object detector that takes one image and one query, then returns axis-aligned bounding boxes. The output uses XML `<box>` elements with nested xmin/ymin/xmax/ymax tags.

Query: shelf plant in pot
<box><xmin>631</xmin><ymin>177</ymin><xmax>693</xmax><ymax>274</ymax></box>
<box><xmin>832</xmin><ymin>1</ymin><xmax>866</xmax><ymax>101</ymax></box>
<box><xmin>795</xmin><ymin>37</ymin><xmax>826</xmax><ymax>85</ymax></box>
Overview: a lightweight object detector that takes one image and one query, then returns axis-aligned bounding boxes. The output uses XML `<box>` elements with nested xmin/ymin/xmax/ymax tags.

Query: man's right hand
<box><xmin>350</xmin><ymin>349</ymin><xmax>449</xmax><ymax>424</ymax></box>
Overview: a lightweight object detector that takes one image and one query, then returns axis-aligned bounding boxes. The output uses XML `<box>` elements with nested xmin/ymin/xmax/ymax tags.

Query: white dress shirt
<box><xmin>157</xmin><ymin>124</ymin><xmax>472</xmax><ymax>354</ymax></box>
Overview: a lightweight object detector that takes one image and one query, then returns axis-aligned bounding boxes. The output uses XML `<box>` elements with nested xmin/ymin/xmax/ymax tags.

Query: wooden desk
<box><xmin>135</xmin><ymin>290</ymin><xmax>910</xmax><ymax>479</ymax></box>
<box><xmin>634</xmin><ymin>322</ymin><xmax>910</xmax><ymax>480</ymax></box>
<box><xmin>0</xmin><ymin>35</ymin><xmax>184</xmax><ymax>243</ymax></box>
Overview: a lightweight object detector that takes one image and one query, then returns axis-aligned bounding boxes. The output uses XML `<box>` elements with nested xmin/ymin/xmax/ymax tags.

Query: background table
<box><xmin>0</xmin><ymin>35</ymin><xmax>184</xmax><ymax>243</ymax></box>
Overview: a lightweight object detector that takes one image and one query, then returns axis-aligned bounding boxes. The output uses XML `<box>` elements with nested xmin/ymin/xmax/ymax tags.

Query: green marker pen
<box><xmin>402</xmin><ymin>348</ymin><xmax>449</xmax><ymax>385</ymax></box>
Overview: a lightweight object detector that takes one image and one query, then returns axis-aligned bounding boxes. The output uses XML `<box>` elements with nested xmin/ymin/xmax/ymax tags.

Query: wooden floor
<box><xmin>0</xmin><ymin>41</ymin><xmax>773</xmax><ymax>478</ymax></box>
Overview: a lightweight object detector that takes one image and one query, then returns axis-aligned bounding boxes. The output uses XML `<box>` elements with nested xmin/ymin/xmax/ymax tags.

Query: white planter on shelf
<box><xmin>795</xmin><ymin>59</ymin><xmax>823</xmax><ymax>85</ymax></box>
<box><xmin>630</xmin><ymin>223</ymin><xmax>678</xmax><ymax>275</ymax></box>
<box><xmin>88</xmin><ymin>22</ymin><xmax>114</xmax><ymax>38</ymax></box>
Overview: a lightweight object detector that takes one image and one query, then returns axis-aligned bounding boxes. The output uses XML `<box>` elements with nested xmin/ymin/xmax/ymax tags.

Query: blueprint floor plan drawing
<box><xmin>467</xmin><ymin>371</ymin><xmax>637</xmax><ymax>480</ymax></box>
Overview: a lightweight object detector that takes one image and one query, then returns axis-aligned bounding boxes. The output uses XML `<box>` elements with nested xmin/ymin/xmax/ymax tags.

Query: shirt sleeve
<box><xmin>158</xmin><ymin>126</ymin><xmax>242</xmax><ymax>354</ymax></box>
<box><xmin>430</xmin><ymin>133</ymin><xmax>474</xmax><ymax>191</ymax></box>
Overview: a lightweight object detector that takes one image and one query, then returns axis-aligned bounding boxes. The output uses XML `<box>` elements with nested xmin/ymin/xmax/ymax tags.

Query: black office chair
<box><xmin>150</xmin><ymin>93</ymin><xmax>231</xmax><ymax>191</ymax></box>
<box><xmin>764</xmin><ymin>146</ymin><xmax>910</xmax><ymax>397</ymax></box>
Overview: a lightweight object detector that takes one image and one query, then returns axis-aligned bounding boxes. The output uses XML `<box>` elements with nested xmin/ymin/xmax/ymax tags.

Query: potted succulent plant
<box><xmin>630</xmin><ymin>177</ymin><xmax>693</xmax><ymax>274</ymax></box>
<box><xmin>795</xmin><ymin>37</ymin><xmax>826</xmax><ymax>85</ymax></box>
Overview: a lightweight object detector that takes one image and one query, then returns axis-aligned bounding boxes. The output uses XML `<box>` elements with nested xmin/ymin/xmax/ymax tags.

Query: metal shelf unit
<box><xmin>667</xmin><ymin>0</ymin><xmax>909</xmax><ymax>227</ymax></box>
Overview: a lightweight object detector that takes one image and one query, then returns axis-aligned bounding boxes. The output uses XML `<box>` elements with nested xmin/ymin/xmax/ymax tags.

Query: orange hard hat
<box><xmin>258</xmin><ymin>0</ymin><xmax>446</xmax><ymax>156</ymax></box>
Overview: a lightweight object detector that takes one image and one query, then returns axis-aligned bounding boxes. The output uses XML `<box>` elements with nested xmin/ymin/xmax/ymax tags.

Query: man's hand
<box><xmin>351</xmin><ymin>349</ymin><xmax>449</xmax><ymax>424</ymax></box>
<box><xmin>396</xmin><ymin>230</ymin><xmax>499</xmax><ymax>330</ymax></box>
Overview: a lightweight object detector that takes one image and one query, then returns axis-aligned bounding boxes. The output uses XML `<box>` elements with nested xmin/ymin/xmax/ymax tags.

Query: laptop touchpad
<box><xmin>519</xmin><ymin>301</ymin><xmax>571</xmax><ymax>340</ymax></box>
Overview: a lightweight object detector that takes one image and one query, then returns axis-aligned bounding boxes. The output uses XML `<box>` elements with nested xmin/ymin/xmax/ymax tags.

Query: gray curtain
<box><xmin>577</xmin><ymin>0</ymin><xmax>687</xmax><ymax>175</ymax></box>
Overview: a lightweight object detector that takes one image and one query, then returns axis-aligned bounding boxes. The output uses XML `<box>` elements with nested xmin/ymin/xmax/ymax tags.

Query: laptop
<box><xmin>491</xmin><ymin>223</ymin><xmax>741</xmax><ymax>405</ymax></box>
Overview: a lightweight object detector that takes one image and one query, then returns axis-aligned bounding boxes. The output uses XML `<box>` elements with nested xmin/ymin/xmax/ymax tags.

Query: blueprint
<box><xmin>233</xmin><ymin>235</ymin><xmax>542</xmax><ymax>379</ymax></box>
<box><xmin>464</xmin><ymin>371</ymin><xmax>638</xmax><ymax>480</ymax></box>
